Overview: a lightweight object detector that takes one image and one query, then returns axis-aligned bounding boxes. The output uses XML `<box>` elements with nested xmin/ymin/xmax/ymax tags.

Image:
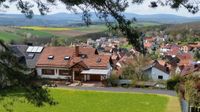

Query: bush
<box><xmin>166</xmin><ymin>76</ymin><xmax>181</xmax><ymax>90</ymax></box>
<box><xmin>104</xmin><ymin>74</ymin><xmax>119</xmax><ymax>87</ymax></box>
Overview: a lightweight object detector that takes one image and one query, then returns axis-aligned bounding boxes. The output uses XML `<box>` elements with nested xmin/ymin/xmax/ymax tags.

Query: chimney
<box><xmin>75</xmin><ymin>45</ymin><xmax>79</xmax><ymax>57</ymax></box>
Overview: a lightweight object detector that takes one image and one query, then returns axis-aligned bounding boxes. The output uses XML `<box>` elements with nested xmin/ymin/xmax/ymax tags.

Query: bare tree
<box><xmin>122</xmin><ymin>55</ymin><xmax>151</xmax><ymax>80</ymax></box>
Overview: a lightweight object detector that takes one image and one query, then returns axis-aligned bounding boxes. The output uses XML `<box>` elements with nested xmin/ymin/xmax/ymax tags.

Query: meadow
<box><xmin>0</xmin><ymin>25</ymin><xmax>108</xmax><ymax>44</ymax></box>
<box><xmin>0</xmin><ymin>88</ymin><xmax>181</xmax><ymax>112</ymax></box>
<box><xmin>0</xmin><ymin>22</ymin><xmax>159</xmax><ymax>44</ymax></box>
<box><xmin>20</xmin><ymin>26</ymin><xmax>74</xmax><ymax>31</ymax></box>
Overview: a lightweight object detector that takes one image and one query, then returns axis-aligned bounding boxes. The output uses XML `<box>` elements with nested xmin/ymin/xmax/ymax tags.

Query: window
<box><xmin>42</xmin><ymin>69</ymin><xmax>55</xmax><ymax>75</ymax></box>
<box><xmin>158</xmin><ymin>75</ymin><xmax>163</xmax><ymax>80</ymax></box>
<box><xmin>27</xmin><ymin>53</ymin><xmax>35</xmax><ymax>59</ymax></box>
<box><xmin>48</xmin><ymin>55</ymin><xmax>54</xmax><ymax>60</ymax></box>
<box><xmin>64</xmin><ymin>56</ymin><xmax>70</xmax><ymax>60</ymax></box>
<box><xmin>59</xmin><ymin>70</ymin><xmax>69</xmax><ymax>76</ymax></box>
<box><xmin>80</xmin><ymin>54</ymin><xmax>87</xmax><ymax>59</ymax></box>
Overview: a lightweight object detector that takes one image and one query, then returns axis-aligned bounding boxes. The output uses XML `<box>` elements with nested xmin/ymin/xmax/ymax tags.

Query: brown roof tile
<box><xmin>36</xmin><ymin>46</ymin><xmax>110</xmax><ymax>69</ymax></box>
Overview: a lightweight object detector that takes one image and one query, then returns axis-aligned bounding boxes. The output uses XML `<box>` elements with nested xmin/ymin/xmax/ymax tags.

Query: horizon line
<box><xmin>0</xmin><ymin>12</ymin><xmax>200</xmax><ymax>18</ymax></box>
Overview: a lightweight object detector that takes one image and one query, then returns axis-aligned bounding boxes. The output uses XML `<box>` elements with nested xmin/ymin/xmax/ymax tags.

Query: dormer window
<box><xmin>96</xmin><ymin>57</ymin><xmax>101</xmax><ymax>63</ymax></box>
<box><xmin>64</xmin><ymin>56</ymin><xmax>70</xmax><ymax>60</ymax></box>
<box><xmin>27</xmin><ymin>53</ymin><xmax>35</xmax><ymax>59</ymax></box>
<box><xmin>80</xmin><ymin>54</ymin><xmax>87</xmax><ymax>59</ymax></box>
<box><xmin>48</xmin><ymin>55</ymin><xmax>54</xmax><ymax>60</ymax></box>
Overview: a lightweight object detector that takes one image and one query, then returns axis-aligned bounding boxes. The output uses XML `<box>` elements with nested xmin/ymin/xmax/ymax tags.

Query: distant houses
<box><xmin>3</xmin><ymin>35</ymin><xmax>199</xmax><ymax>85</ymax></box>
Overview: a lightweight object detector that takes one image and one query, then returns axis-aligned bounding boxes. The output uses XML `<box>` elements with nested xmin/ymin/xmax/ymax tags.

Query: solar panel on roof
<box><xmin>26</xmin><ymin>46</ymin><xmax>34</xmax><ymax>52</ymax></box>
<box><xmin>36</xmin><ymin>47</ymin><xmax>44</xmax><ymax>53</ymax></box>
<box><xmin>32</xmin><ymin>47</ymin><xmax>38</xmax><ymax>52</ymax></box>
<box><xmin>26</xmin><ymin>46</ymin><xmax>44</xmax><ymax>53</ymax></box>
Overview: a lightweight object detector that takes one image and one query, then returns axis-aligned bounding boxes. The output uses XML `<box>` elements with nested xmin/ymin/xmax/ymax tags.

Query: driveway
<box><xmin>58</xmin><ymin>86</ymin><xmax>177</xmax><ymax>96</ymax></box>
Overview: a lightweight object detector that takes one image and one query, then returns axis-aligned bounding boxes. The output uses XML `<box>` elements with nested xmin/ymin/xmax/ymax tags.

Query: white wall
<box><xmin>160</xmin><ymin>48</ymin><xmax>170</xmax><ymax>53</ymax></box>
<box><xmin>150</xmin><ymin>67</ymin><xmax>170</xmax><ymax>81</ymax></box>
<box><xmin>36</xmin><ymin>67</ymin><xmax>71</xmax><ymax>80</ymax></box>
<box><xmin>107</xmin><ymin>63</ymin><xmax>112</xmax><ymax>77</ymax></box>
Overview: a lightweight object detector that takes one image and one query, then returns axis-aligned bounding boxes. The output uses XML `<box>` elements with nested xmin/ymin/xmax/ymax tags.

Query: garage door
<box><xmin>90</xmin><ymin>75</ymin><xmax>101</xmax><ymax>81</ymax></box>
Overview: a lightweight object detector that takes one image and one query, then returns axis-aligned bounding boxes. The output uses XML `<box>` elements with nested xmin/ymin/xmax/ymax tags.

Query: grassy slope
<box><xmin>20</xmin><ymin>26</ymin><xmax>74</xmax><ymax>31</ymax></box>
<box><xmin>0</xmin><ymin>32</ymin><xmax>23</xmax><ymax>42</ymax></box>
<box><xmin>74</xmin><ymin>25</ymin><xmax>107</xmax><ymax>32</ymax></box>
<box><xmin>16</xmin><ymin>29</ymin><xmax>55</xmax><ymax>37</ymax></box>
<box><xmin>0</xmin><ymin>89</ymin><xmax>173</xmax><ymax>112</ymax></box>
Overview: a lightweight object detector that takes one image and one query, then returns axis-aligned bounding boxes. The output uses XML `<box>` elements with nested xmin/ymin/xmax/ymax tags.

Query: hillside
<box><xmin>0</xmin><ymin>13</ymin><xmax>200</xmax><ymax>26</ymax></box>
<box><xmin>165</xmin><ymin>21</ymin><xmax>200</xmax><ymax>32</ymax></box>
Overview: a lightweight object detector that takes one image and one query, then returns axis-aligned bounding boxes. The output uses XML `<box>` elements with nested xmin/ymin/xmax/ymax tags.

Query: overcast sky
<box><xmin>1</xmin><ymin>0</ymin><xmax>200</xmax><ymax>17</ymax></box>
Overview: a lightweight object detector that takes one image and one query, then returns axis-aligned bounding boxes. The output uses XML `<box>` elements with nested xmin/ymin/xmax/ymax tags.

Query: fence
<box><xmin>189</xmin><ymin>106</ymin><xmax>200</xmax><ymax>112</ymax></box>
<box><xmin>181</xmin><ymin>98</ymin><xmax>200</xmax><ymax>112</ymax></box>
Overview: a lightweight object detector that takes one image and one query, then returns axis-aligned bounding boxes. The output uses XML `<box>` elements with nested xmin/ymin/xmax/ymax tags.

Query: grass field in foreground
<box><xmin>0</xmin><ymin>89</ymin><xmax>181</xmax><ymax>112</ymax></box>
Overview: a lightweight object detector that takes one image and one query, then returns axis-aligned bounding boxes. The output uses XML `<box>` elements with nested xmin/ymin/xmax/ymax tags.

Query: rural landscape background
<box><xmin>0</xmin><ymin>0</ymin><xmax>200</xmax><ymax>112</ymax></box>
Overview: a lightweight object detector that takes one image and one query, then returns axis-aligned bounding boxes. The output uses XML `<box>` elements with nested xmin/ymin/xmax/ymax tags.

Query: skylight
<box><xmin>64</xmin><ymin>56</ymin><xmax>70</xmax><ymax>60</ymax></box>
<box><xmin>26</xmin><ymin>46</ymin><xmax>44</xmax><ymax>53</ymax></box>
<box><xmin>48</xmin><ymin>55</ymin><xmax>54</xmax><ymax>60</ymax></box>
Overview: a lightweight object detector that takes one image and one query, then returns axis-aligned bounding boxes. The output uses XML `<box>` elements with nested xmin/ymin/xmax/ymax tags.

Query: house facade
<box><xmin>143</xmin><ymin>62</ymin><xmax>170</xmax><ymax>80</ymax></box>
<box><xmin>36</xmin><ymin>46</ymin><xmax>112</xmax><ymax>82</ymax></box>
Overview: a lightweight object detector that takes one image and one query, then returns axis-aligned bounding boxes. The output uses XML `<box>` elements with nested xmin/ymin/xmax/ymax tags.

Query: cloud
<box><xmin>126</xmin><ymin>0</ymin><xmax>200</xmax><ymax>17</ymax></box>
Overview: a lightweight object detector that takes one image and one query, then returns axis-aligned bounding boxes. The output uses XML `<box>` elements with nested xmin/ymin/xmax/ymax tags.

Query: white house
<box><xmin>143</xmin><ymin>62</ymin><xmax>170</xmax><ymax>81</ymax></box>
<box><xmin>36</xmin><ymin>46</ymin><xmax>112</xmax><ymax>82</ymax></box>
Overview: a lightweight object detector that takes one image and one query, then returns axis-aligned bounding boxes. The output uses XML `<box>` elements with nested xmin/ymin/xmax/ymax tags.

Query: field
<box><xmin>0</xmin><ymin>25</ymin><xmax>108</xmax><ymax>44</ymax></box>
<box><xmin>0</xmin><ymin>88</ymin><xmax>181</xmax><ymax>112</ymax></box>
<box><xmin>20</xmin><ymin>26</ymin><xmax>74</xmax><ymax>31</ymax></box>
<box><xmin>0</xmin><ymin>22</ymin><xmax>159</xmax><ymax>44</ymax></box>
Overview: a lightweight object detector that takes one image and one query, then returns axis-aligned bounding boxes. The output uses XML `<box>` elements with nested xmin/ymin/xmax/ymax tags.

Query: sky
<box><xmin>1</xmin><ymin>0</ymin><xmax>200</xmax><ymax>17</ymax></box>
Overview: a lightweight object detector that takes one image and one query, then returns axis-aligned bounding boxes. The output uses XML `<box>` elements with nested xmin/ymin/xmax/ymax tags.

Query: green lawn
<box><xmin>0</xmin><ymin>88</ymin><xmax>172</xmax><ymax>112</ymax></box>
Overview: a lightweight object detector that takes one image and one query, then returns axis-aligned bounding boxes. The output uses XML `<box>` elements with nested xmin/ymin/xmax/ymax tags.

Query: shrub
<box><xmin>104</xmin><ymin>73</ymin><xmax>119</xmax><ymax>87</ymax></box>
<box><xmin>166</xmin><ymin>76</ymin><xmax>181</xmax><ymax>90</ymax></box>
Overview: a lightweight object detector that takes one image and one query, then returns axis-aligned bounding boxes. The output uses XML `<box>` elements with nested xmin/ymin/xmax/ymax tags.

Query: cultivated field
<box><xmin>0</xmin><ymin>25</ymin><xmax>108</xmax><ymax>43</ymax></box>
<box><xmin>20</xmin><ymin>26</ymin><xmax>74</xmax><ymax>31</ymax></box>
<box><xmin>0</xmin><ymin>22</ymin><xmax>159</xmax><ymax>44</ymax></box>
<box><xmin>0</xmin><ymin>89</ymin><xmax>181</xmax><ymax>112</ymax></box>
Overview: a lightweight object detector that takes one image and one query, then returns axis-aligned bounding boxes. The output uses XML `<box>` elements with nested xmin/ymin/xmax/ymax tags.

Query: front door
<box><xmin>74</xmin><ymin>71</ymin><xmax>84</xmax><ymax>81</ymax></box>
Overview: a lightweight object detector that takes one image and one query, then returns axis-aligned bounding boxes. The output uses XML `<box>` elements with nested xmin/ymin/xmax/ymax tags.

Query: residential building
<box><xmin>36</xmin><ymin>46</ymin><xmax>112</xmax><ymax>82</ymax></box>
<box><xmin>177</xmin><ymin>53</ymin><xmax>193</xmax><ymax>66</ymax></box>
<box><xmin>143</xmin><ymin>61</ymin><xmax>170</xmax><ymax>80</ymax></box>
<box><xmin>9</xmin><ymin>45</ymin><xmax>44</xmax><ymax>69</ymax></box>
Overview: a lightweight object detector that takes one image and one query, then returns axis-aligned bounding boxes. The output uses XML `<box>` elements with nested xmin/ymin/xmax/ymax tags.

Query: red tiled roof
<box><xmin>36</xmin><ymin>47</ymin><xmax>110</xmax><ymax>69</ymax></box>
<box><xmin>144</xmin><ymin>42</ymin><xmax>153</xmax><ymax>48</ymax></box>
<box><xmin>177</xmin><ymin>53</ymin><xmax>193</xmax><ymax>66</ymax></box>
<box><xmin>162</xmin><ymin>44</ymin><xmax>180</xmax><ymax>50</ymax></box>
<box><xmin>165</xmin><ymin>45</ymin><xmax>181</xmax><ymax>56</ymax></box>
<box><xmin>144</xmin><ymin>37</ymin><xmax>155</xmax><ymax>42</ymax></box>
<box><xmin>84</xmin><ymin>55</ymin><xmax>110</xmax><ymax>68</ymax></box>
<box><xmin>180</xmin><ymin>64</ymin><xmax>200</xmax><ymax>76</ymax></box>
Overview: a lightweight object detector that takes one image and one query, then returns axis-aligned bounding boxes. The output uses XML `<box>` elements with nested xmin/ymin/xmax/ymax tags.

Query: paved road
<box><xmin>58</xmin><ymin>86</ymin><xmax>177</xmax><ymax>96</ymax></box>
